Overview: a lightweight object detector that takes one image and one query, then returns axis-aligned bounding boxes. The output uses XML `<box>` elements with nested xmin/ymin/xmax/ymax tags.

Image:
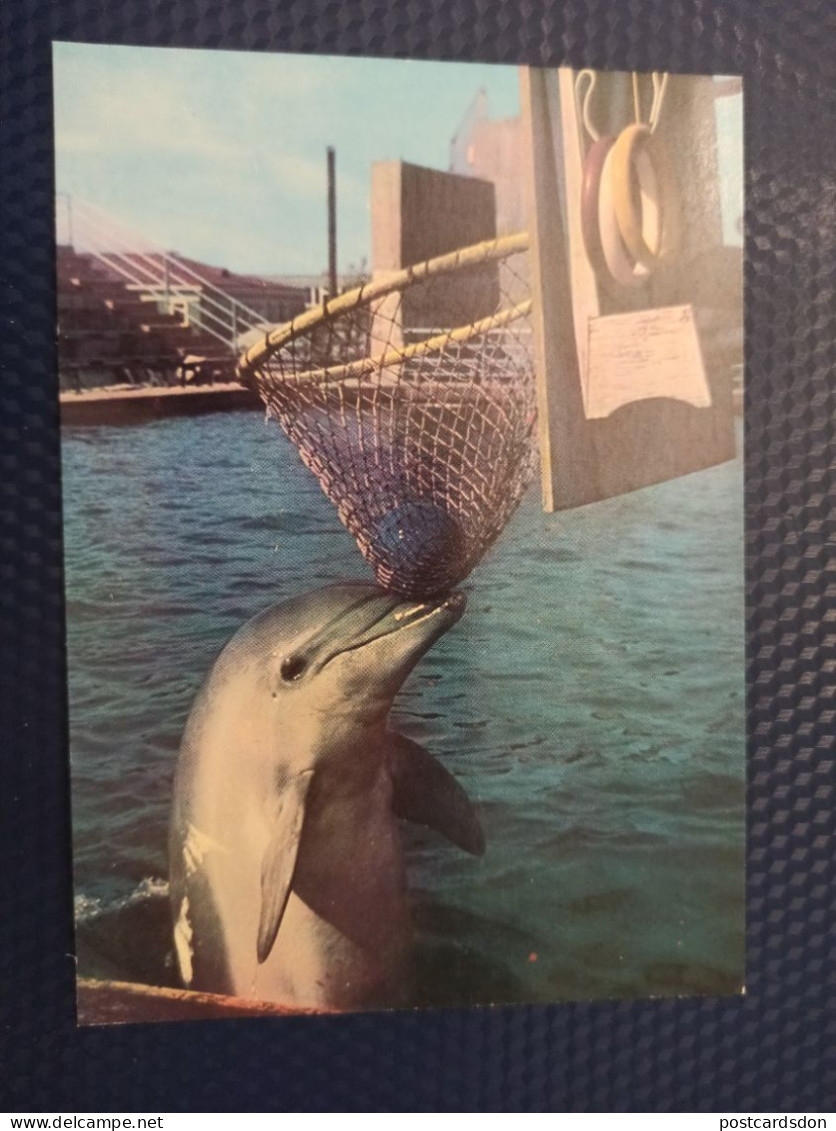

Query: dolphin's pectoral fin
<box><xmin>257</xmin><ymin>769</ymin><xmax>315</xmax><ymax>965</ymax></box>
<box><xmin>388</xmin><ymin>733</ymin><xmax>486</xmax><ymax>856</ymax></box>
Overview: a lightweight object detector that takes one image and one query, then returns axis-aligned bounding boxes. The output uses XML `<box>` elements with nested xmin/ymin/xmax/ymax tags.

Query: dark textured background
<box><xmin>1</xmin><ymin>0</ymin><xmax>834</xmax><ymax>1113</ymax></box>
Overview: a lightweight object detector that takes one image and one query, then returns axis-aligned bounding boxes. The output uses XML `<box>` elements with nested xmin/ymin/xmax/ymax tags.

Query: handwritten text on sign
<box><xmin>585</xmin><ymin>304</ymin><xmax>711</xmax><ymax>420</ymax></box>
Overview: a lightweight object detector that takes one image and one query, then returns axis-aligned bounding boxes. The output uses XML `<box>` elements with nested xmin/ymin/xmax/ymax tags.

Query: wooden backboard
<box><xmin>520</xmin><ymin>67</ymin><xmax>739</xmax><ymax>512</ymax></box>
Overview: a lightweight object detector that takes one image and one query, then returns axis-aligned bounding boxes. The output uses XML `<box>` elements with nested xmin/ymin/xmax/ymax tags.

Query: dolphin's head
<box><xmin>214</xmin><ymin>584</ymin><xmax>466</xmax><ymax>744</ymax></box>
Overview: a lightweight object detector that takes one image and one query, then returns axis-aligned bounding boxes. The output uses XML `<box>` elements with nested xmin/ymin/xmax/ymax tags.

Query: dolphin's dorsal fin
<box><xmin>388</xmin><ymin>733</ymin><xmax>485</xmax><ymax>856</ymax></box>
<box><xmin>257</xmin><ymin>769</ymin><xmax>314</xmax><ymax>964</ymax></box>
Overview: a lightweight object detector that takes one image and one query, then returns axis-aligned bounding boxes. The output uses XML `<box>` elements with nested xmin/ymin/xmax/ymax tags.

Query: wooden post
<box><xmin>327</xmin><ymin>146</ymin><xmax>338</xmax><ymax>299</ymax></box>
<box><xmin>519</xmin><ymin>67</ymin><xmax>598</xmax><ymax>512</ymax></box>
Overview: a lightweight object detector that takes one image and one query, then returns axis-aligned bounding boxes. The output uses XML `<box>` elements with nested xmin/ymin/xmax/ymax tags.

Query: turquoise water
<box><xmin>63</xmin><ymin>410</ymin><xmax>745</xmax><ymax>1006</ymax></box>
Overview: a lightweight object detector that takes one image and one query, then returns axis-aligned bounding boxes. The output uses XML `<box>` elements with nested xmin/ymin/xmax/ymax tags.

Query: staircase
<box><xmin>56</xmin><ymin>197</ymin><xmax>307</xmax><ymax>392</ymax></box>
<box><xmin>57</xmin><ymin>246</ymin><xmax>233</xmax><ymax>391</ymax></box>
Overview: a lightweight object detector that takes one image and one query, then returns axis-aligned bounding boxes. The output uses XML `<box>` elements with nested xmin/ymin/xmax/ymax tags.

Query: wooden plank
<box><xmin>76</xmin><ymin>977</ymin><xmax>333</xmax><ymax>1026</ymax></box>
<box><xmin>555</xmin><ymin>67</ymin><xmax>601</xmax><ymax>388</ymax></box>
<box><xmin>519</xmin><ymin>66</ymin><xmax>597</xmax><ymax>512</ymax></box>
<box><xmin>520</xmin><ymin>66</ymin><xmax>738</xmax><ymax>511</ymax></box>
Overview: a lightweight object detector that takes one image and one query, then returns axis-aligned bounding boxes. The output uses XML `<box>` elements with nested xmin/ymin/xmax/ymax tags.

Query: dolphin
<box><xmin>169</xmin><ymin>583</ymin><xmax>483</xmax><ymax>1011</ymax></box>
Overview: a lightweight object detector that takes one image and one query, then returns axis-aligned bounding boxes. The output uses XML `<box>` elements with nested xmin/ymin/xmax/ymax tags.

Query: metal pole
<box><xmin>327</xmin><ymin>146</ymin><xmax>337</xmax><ymax>299</ymax></box>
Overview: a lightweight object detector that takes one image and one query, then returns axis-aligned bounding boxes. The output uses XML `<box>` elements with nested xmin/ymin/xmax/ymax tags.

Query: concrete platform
<box><xmin>60</xmin><ymin>381</ymin><xmax>259</xmax><ymax>426</ymax></box>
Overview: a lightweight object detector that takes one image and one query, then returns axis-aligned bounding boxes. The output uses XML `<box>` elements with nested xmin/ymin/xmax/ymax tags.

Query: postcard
<box><xmin>54</xmin><ymin>42</ymin><xmax>744</xmax><ymax>1023</ymax></box>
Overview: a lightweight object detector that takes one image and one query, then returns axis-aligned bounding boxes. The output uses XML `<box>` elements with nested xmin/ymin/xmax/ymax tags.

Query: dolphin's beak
<box><xmin>391</xmin><ymin>591</ymin><xmax>467</xmax><ymax>649</ymax></box>
<box><xmin>319</xmin><ymin>590</ymin><xmax>467</xmax><ymax>678</ymax></box>
<box><xmin>340</xmin><ymin>590</ymin><xmax>465</xmax><ymax>652</ymax></box>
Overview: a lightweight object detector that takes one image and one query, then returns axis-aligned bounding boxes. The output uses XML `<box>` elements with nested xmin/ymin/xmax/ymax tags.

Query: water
<box><xmin>63</xmin><ymin>410</ymin><xmax>745</xmax><ymax>1007</ymax></box>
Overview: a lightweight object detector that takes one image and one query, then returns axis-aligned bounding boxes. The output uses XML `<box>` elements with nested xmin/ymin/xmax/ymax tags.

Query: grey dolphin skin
<box><xmin>169</xmin><ymin>583</ymin><xmax>483</xmax><ymax>1011</ymax></box>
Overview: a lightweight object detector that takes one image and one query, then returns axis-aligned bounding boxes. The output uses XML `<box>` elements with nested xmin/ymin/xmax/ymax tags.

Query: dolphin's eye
<box><xmin>280</xmin><ymin>654</ymin><xmax>307</xmax><ymax>682</ymax></box>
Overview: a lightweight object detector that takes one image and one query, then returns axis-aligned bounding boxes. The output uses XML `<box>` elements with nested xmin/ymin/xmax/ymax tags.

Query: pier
<box><xmin>60</xmin><ymin>381</ymin><xmax>259</xmax><ymax>426</ymax></box>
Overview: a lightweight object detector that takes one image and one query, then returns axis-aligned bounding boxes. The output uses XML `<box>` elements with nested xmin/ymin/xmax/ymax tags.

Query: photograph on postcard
<box><xmin>54</xmin><ymin>43</ymin><xmax>745</xmax><ymax>1024</ymax></box>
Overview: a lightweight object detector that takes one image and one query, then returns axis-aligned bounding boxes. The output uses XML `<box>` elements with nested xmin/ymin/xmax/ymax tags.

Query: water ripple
<box><xmin>63</xmin><ymin>412</ymin><xmax>745</xmax><ymax>1005</ymax></box>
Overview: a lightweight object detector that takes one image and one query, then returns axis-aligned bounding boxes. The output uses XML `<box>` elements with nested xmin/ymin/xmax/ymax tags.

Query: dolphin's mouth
<box><xmin>320</xmin><ymin>590</ymin><xmax>466</xmax><ymax>667</ymax></box>
<box><xmin>391</xmin><ymin>592</ymin><xmax>466</xmax><ymax>630</ymax></box>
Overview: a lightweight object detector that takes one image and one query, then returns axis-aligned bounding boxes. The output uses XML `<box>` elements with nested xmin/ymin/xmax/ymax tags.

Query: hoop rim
<box><xmin>251</xmin><ymin>300</ymin><xmax>533</xmax><ymax>387</ymax></box>
<box><xmin>238</xmin><ymin>231</ymin><xmax>530</xmax><ymax>378</ymax></box>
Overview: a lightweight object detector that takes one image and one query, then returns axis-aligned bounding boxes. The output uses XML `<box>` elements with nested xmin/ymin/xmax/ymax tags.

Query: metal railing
<box><xmin>59</xmin><ymin>197</ymin><xmax>269</xmax><ymax>352</ymax></box>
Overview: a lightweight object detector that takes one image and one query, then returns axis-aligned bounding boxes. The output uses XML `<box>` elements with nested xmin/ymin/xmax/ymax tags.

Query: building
<box><xmin>449</xmin><ymin>89</ymin><xmax>526</xmax><ymax>236</ymax></box>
